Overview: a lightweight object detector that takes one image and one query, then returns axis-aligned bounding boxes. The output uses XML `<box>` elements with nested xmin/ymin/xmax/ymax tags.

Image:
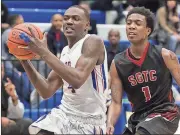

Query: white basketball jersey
<box><xmin>59</xmin><ymin>34</ymin><xmax>108</xmax><ymax>118</ymax></box>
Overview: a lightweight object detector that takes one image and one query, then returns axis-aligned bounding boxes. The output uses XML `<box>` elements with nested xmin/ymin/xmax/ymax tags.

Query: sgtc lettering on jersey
<box><xmin>128</xmin><ymin>70</ymin><xmax>157</xmax><ymax>86</ymax></box>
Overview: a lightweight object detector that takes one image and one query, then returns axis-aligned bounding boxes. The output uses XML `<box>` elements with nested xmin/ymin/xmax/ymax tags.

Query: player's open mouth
<box><xmin>128</xmin><ymin>32</ymin><xmax>136</xmax><ymax>35</ymax></box>
<box><xmin>65</xmin><ymin>27</ymin><xmax>74</xmax><ymax>31</ymax></box>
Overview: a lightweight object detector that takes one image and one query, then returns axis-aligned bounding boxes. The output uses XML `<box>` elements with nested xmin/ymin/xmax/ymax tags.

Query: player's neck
<box><xmin>68</xmin><ymin>33</ymin><xmax>87</xmax><ymax>48</ymax></box>
<box><xmin>130</xmin><ymin>39</ymin><xmax>149</xmax><ymax>58</ymax></box>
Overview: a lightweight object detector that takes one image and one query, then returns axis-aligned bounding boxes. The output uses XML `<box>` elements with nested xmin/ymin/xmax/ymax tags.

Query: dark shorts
<box><xmin>124</xmin><ymin>104</ymin><xmax>180</xmax><ymax>134</ymax></box>
<box><xmin>37</xmin><ymin>129</ymin><xmax>54</xmax><ymax>135</ymax></box>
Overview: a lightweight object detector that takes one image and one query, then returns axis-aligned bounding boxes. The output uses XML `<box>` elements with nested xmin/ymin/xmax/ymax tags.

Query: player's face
<box><xmin>52</xmin><ymin>14</ymin><xmax>63</xmax><ymax>30</ymax></box>
<box><xmin>63</xmin><ymin>7</ymin><xmax>89</xmax><ymax>37</ymax></box>
<box><xmin>126</xmin><ymin>13</ymin><xmax>150</xmax><ymax>44</ymax></box>
<box><xmin>108</xmin><ymin>30</ymin><xmax>120</xmax><ymax>46</ymax></box>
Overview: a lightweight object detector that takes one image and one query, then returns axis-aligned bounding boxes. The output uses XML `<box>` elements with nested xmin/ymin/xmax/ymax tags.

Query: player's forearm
<box><xmin>42</xmin><ymin>52</ymin><xmax>84</xmax><ymax>89</ymax></box>
<box><xmin>20</xmin><ymin>60</ymin><xmax>52</xmax><ymax>98</ymax></box>
<box><xmin>107</xmin><ymin>101</ymin><xmax>122</xmax><ymax>127</ymax></box>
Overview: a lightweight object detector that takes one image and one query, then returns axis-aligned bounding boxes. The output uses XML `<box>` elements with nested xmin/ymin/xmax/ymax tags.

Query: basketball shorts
<box><xmin>29</xmin><ymin>107</ymin><xmax>106</xmax><ymax>134</ymax></box>
<box><xmin>124</xmin><ymin>105</ymin><xmax>180</xmax><ymax>134</ymax></box>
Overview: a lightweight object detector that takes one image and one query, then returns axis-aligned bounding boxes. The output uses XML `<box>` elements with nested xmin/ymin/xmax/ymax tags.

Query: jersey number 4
<box><xmin>142</xmin><ymin>86</ymin><xmax>151</xmax><ymax>102</ymax></box>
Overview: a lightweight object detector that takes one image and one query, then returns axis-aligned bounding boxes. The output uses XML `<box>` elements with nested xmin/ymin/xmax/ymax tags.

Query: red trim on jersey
<box><xmin>126</xmin><ymin>43</ymin><xmax>150</xmax><ymax>67</ymax></box>
<box><xmin>161</xmin><ymin>106</ymin><xmax>178</xmax><ymax>121</ymax></box>
<box><xmin>147</xmin><ymin>106</ymin><xmax>178</xmax><ymax>121</ymax></box>
<box><xmin>148</xmin><ymin>113</ymin><xmax>159</xmax><ymax>118</ymax></box>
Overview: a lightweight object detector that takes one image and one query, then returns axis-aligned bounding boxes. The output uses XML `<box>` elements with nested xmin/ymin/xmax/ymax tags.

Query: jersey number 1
<box><xmin>142</xmin><ymin>86</ymin><xmax>151</xmax><ymax>102</ymax></box>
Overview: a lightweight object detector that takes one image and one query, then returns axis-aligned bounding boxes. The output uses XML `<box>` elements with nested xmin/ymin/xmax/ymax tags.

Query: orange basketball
<box><xmin>7</xmin><ymin>23</ymin><xmax>43</xmax><ymax>60</ymax></box>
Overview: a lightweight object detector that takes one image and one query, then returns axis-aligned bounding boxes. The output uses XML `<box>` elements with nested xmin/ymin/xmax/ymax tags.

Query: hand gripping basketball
<box><xmin>7</xmin><ymin>23</ymin><xmax>43</xmax><ymax>60</ymax></box>
<box><xmin>18</xmin><ymin>27</ymin><xmax>49</xmax><ymax>58</ymax></box>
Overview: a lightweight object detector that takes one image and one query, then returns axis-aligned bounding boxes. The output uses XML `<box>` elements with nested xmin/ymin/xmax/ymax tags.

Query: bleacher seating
<box><xmin>24</xmin><ymin>108</ymin><xmax>51</xmax><ymax>121</ymax></box>
<box><xmin>8</xmin><ymin>8</ymin><xmax>106</xmax><ymax>24</ymax></box>
<box><xmin>4</xmin><ymin>1</ymin><xmax>73</xmax><ymax>9</ymax></box>
<box><xmin>9</xmin><ymin>8</ymin><xmax>66</xmax><ymax>23</ymax></box>
<box><xmin>23</xmin><ymin>90</ymin><xmax>63</xmax><ymax>121</ymax></box>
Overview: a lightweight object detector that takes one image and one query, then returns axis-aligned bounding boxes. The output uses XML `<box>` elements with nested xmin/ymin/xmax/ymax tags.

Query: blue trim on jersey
<box><xmin>91</xmin><ymin>70</ymin><xmax>97</xmax><ymax>90</ymax></box>
<box><xmin>101</xmin><ymin>128</ymin><xmax>103</xmax><ymax>134</ymax></box>
<box><xmin>93</xmin><ymin>126</ymin><xmax>96</xmax><ymax>135</ymax></box>
<box><xmin>102</xmin><ymin>64</ymin><xmax>107</xmax><ymax>89</ymax></box>
<box><xmin>35</xmin><ymin>114</ymin><xmax>47</xmax><ymax>123</ymax></box>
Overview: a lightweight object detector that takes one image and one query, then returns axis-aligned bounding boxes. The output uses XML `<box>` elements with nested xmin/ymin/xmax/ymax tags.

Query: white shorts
<box><xmin>29</xmin><ymin>107</ymin><xmax>106</xmax><ymax>134</ymax></box>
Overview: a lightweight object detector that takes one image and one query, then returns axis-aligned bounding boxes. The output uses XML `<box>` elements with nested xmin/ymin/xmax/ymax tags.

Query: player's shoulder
<box><xmin>85</xmin><ymin>34</ymin><xmax>103</xmax><ymax>45</ymax></box>
<box><xmin>82</xmin><ymin>34</ymin><xmax>104</xmax><ymax>55</ymax></box>
<box><xmin>83</xmin><ymin>34</ymin><xmax>104</xmax><ymax>52</ymax></box>
<box><xmin>114</xmin><ymin>49</ymin><xmax>127</xmax><ymax>63</ymax></box>
<box><xmin>161</xmin><ymin>48</ymin><xmax>176</xmax><ymax>60</ymax></box>
<box><xmin>162</xmin><ymin>48</ymin><xmax>171</xmax><ymax>55</ymax></box>
<box><xmin>115</xmin><ymin>49</ymin><xmax>127</xmax><ymax>58</ymax></box>
<box><xmin>149</xmin><ymin>44</ymin><xmax>163</xmax><ymax>55</ymax></box>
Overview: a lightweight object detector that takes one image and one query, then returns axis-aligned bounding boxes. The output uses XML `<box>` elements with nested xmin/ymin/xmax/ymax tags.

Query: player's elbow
<box><xmin>40</xmin><ymin>95</ymin><xmax>49</xmax><ymax>100</ymax></box>
<box><xmin>71</xmin><ymin>83</ymin><xmax>82</xmax><ymax>89</ymax></box>
<box><xmin>39</xmin><ymin>92</ymin><xmax>53</xmax><ymax>100</ymax></box>
<box><xmin>73</xmin><ymin>80</ymin><xmax>86</xmax><ymax>89</ymax></box>
<box><xmin>71</xmin><ymin>78</ymin><xmax>85</xmax><ymax>89</ymax></box>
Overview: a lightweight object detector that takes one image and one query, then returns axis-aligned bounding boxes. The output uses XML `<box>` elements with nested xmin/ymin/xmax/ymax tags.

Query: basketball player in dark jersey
<box><xmin>107</xmin><ymin>7</ymin><xmax>180</xmax><ymax>134</ymax></box>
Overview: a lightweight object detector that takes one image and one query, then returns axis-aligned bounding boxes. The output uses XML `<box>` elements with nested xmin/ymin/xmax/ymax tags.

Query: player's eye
<box><xmin>63</xmin><ymin>16</ymin><xmax>69</xmax><ymax>21</ymax></box>
<box><xmin>136</xmin><ymin>21</ymin><xmax>142</xmax><ymax>26</ymax></box>
<box><xmin>73</xmin><ymin>16</ymin><xmax>80</xmax><ymax>21</ymax></box>
<box><xmin>126</xmin><ymin>21</ymin><xmax>131</xmax><ymax>25</ymax></box>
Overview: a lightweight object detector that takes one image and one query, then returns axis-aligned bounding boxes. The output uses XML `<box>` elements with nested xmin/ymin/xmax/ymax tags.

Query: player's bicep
<box><xmin>110</xmin><ymin>61</ymin><xmax>123</xmax><ymax>104</ymax></box>
<box><xmin>47</xmin><ymin>70</ymin><xmax>63</xmax><ymax>92</ymax></box>
<box><xmin>75</xmin><ymin>35</ymin><xmax>104</xmax><ymax>80</ymax></box>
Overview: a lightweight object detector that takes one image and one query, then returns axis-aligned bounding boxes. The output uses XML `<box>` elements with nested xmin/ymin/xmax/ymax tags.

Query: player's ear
<box><xmin>147</xmin><ymin>28</ymin><xmax>151</xmax><ymax>36</ymax></box>
<box><xmin>85</xmin><ymin>21</ymin><xmax>90</xmax><ymax>32</ymax></box>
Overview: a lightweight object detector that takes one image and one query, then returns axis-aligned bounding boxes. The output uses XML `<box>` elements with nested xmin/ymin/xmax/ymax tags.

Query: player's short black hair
<box><xmin>7</xmin><ymin>14</ymin><xmax>21</xmax><ymax>26</ymax></box>
<box><xmin>126</xmin><ymin>7</ymin><xmax>155</xmax><ymax>36</ymax></box>
<box><xmin>69</xmin><ymin>5</ymin><xmax>90</xmax><ymax>21</ymax></box>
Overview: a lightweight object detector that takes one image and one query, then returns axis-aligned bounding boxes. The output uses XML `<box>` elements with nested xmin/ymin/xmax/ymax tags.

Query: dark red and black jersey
<box><xmin>114</xmin><ymin>43</ymin><xmax>174</xmax><ymax>112</ymax></box>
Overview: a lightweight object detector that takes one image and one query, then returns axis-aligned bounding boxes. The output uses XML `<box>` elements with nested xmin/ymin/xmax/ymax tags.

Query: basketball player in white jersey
<box><xmin>19</xmin><ymin>5</ymin><xmax>108</xmax><ymax>135</ymax></box>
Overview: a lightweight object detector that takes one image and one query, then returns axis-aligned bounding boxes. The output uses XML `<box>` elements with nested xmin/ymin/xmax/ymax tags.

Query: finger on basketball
<box><xmin>43</xmin><ymin>32</ymin><xmax>47</xmax><ymax>41</ymax></box>
<box><xmin>28</xmin><ymin>27</ymin><xmax>37</xmax><ymax>39</ymax></box>
<box><xmin>18</xmin><ymin>46</ymin><xmax>30</xmax><ymax>50</ymax></box>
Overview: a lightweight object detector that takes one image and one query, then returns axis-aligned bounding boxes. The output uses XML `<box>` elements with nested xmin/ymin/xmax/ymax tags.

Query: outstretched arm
<box><xmin>162</xmin><ymin>48</ymin><xmax>180</xmax><ymax>86</ymax></box>
<box><xmin>107</xmin><ymin>60</ymin><xmax>123</xmax><ymax>134</ymax></box>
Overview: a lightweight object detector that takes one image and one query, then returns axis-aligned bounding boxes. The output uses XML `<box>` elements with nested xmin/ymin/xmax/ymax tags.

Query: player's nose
<box><xmin>129</xmin><ymin>23</ymin><xmax>136</xmax><ymax>30</ymax></box>
<box><xmin>66</xmin><ymin>18</ymin><xmax>73</xmax><ymax>25</ymax></box>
